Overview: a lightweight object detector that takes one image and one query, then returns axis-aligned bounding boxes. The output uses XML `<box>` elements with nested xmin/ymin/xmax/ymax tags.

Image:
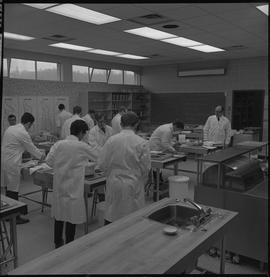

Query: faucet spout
<box><xmin>184</xmin><ymin>198</ymin><xmax>204</xmax><ymax>213</ymax></box>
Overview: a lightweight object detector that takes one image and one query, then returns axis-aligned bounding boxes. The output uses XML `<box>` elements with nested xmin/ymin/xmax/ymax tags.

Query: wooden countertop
<box><xmin>10</xmin><ymin>198</ymin><xmax>237</xmax><ymax>275</ymax></box>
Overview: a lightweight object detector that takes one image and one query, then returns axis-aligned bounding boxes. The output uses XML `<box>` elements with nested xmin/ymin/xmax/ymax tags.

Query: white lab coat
<box><xmin>82</xmin><ymin>114</ymin><xmax>95</xmax><ymax>130</ymax></box>
<box><xmin>88</xmin><ymin>125</ymin><xmax>113</xmax><ymax>158</ymax></box>
<box><xmin>56</xmin><ymin>110</ymin><xmax>72</xmax><ymax>130</ymax></box>
<box><xmin>60</xmin><ymin>114</ymin><xmax>84</xmax><ymax>140</ymax></box>
<box><xmin>98</xmin><ymin>129</ymin><xmax>151</xmax><ymax>222</ymax></box>
<box><xmin>45</xmin><ymin>135</ymin><xmax>96</xmax><ymax>224</ymax></box>
<box><xmin>111</xmin><ymin>113</ymin><xmax>122</xmax><ymax>135</ymax></box>
<box><xmin>203</xmin><ymin>115</ymin><xmax>231</xmax><ymax>145</ymax></box>
<box><xmin>149</xmin><ymin>123</ymin><xmax>175</xmax><ymax>152</ymax></box>
<box><xmin>1</xmin><ymin>124</ymin><xmax>43</xmax><ymax>192</ymax></box>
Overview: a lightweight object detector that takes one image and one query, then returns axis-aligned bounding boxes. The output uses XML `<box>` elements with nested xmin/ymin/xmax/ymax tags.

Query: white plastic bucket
<box><xmin>168</xmin><ymin>175</ymin><xmax>190</xmax><ymax>199</ymax></box>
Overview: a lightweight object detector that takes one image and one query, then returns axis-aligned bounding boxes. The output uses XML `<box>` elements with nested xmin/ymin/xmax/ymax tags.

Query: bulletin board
<box><xmin>151</xmin><ymin>92</ymin><xmax>225</xmax><ymax>125</ymax></box>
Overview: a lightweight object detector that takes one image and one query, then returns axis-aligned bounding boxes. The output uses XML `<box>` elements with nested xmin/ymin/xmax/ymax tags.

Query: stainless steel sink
<box><xmin>147</xmin><ymin>204</ymin><xmax>213</xmax><ymax>228</ymax></box>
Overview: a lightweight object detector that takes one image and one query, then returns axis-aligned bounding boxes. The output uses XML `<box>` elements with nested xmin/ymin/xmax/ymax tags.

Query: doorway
<box><xmin>232</xmin><ymin>90</ymin><xmax>265</xmax><ymax>140</ymax></box>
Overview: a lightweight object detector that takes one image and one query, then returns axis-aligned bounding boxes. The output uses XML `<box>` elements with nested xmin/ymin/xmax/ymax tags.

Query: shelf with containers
<box><xmin>111</xmin><ymin>92</ymin><xmax>132</xmax><ymax>118</ymax></box>
<box><xmin>88</xmin><ymin>92</ymin><xmax>112</xmax><ymax>121</ymax></box>
<box><xmin>131</xmin><ymin>91</ymin><xmax>151</xmax><ymax>132</ymax></box>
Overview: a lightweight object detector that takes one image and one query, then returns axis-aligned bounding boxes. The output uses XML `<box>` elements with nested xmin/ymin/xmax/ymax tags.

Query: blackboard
<box><xmin>151</xmin><ymin>92</ymin><xmax>225</xmax><ymax>125</ymax></box>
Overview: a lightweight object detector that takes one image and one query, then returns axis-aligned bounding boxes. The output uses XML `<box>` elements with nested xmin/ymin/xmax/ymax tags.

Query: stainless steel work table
<box><xmin>151</xmin><ymin>154</ymin><xmax>186</xmax><ymax>201</ymax></box>
<box><xmin>197</xmin><ymin>147</ymin><xmax>260</xmax><ymax>188</ymax></box>
<box><xmin>234</xmin><ymin>141</ymin><xmax>268</xmax><ymax>161</ymax></box>
<box><xmin>8</xmin><ymin>198</ymin><xmax>238</xmax><ymax>275</ymax></box>
<box><xmin>30</xmin><ymin>169</ymin><xmax>106</xmax><ymax>234</ymax></box>
<box><xmin>0</xmin><ymin>195</ymin><xmax>27</xmax><ymax>271</ymax></box>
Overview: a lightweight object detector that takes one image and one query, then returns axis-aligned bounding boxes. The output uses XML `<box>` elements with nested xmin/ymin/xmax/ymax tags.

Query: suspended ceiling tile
<box><xmin>133</xmin><ymin>3</ymin><xmax>192</xmax><ymax>12</ymax></box>
<box><xmin>160</xmin><ymin>5</ymin><xmax>210</xmax><ymax>21</ymax></box>
<box><xmin>196</xmin><ymin>3</ymin><xmax>252</xmax><ymax>14</ymax></box>
<box><xmin>77</xmin><ymin>4</ymin><xmax>126</xmax><ymax>12</ymax></box>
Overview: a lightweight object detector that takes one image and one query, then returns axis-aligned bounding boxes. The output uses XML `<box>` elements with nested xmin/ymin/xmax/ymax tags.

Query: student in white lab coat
<box><xmin>82</xmin><ymin>109</ymin><xmax>96</xmax><ymax>130</ymax></box>
<box><xmin>203</xmin><ymin>105</ymin><xmax>231</xmax><ymax>147</ymax></box>
<box><xmin>98</xmin><ymin>111</ymin><xmax>151</xmax><ymax>224</ymax></box>
<box><xmin>46</xmin><ymin>120</ymin><xmax>97</xmax><ymax>248</ymax></box>
<box><xmin>87</xmin><ymin>113</ymin><xmax>113</xmax><ymax>159</ymax></box>
<box><xmin>149</xmin><ymin>120</ymin><xmax>184</xmax><ymax>153</ymax></box>
<box><xmin>56</xmin><ymin>104</ymin><xmax>72</xmax><ymax>138</ymax></box>
<box><xmin>60</xmin><ymin>106</ymin><xmax>84</xmax><ymax>139</ymax></box>
<box><xmin>1</xmin><ymin>112</ymin><xmax>45</xmax><ymax>224</ymax></box>
<box><xmin>111</xmin><ymin>106</ymin><xmax>127</xmax><ymax>135</ymax></box>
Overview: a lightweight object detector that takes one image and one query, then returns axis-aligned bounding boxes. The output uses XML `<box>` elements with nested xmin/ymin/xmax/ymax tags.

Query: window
<box><xmin>3</xmin><ymin>58</ymin><xmax>8</xmax><ymax>77</ymax></box>
<box><xmin>91</xmin><ymin>68</ymin><xmax>107</xmax><ymax>83</ymax></box>
<box><xmin>124</xmin><ymin>70</ymin><xmax>139</xmax><ymax>85</ymax></box>
<box><xmin>37</xmin><ymin>61</ymin><xmax>59</xmax><ymax>81</ymax></box>
<box><xmin>72</xmin><ymin>65</ymin><xmax>89</xmax><ymax>82</ymax></box>
<box><xmin>10</xmin><ymin>58</ymin><xmax>35</xmax><ymax>79</ymax></box>
<box><xmin>108</xmin><ymin>69</ymin><xmax>123</xmax><ymax>84</ymax></box>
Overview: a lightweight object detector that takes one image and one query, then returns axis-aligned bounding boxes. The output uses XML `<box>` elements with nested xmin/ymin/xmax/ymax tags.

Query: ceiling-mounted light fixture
<box><xmin>124</xmin><ymin>27</ymin><xmax>177</xmax><ymax>40</ymax></box>
<box><xmin>256</xmin><ymin>4</ymin><xmax>269</xmax><ymax>15</ymax></box>
<box><xmin>162</xmin><ymin>37</ymin><xmax>202</xmax><ymax>47</ymax></box>
<box><xmin>46</xmin><ymin>4</ymin><xmax>121</xmax><ymax>24</ymax></box>
<box><xmin>87</xmin><ymin>49</ymin><xmax>123</xmax><ymax>56</ymax></box>
<box><xmin>23</xmin><ymin>3</ymin><xmax>58</xmax><ymax>9</ymax></box>
<box><xmin>118</xmin><ymin>54</ymin><xmax>149</xmax><ymax>59</ymax></box>
<box><xmin>189</xmin><ymin>44</ymin><xmax>225</xmax><ymax>53</ymax></box>
<box><xmin>4</xmin><ymin>32</ymin><xmax>35</xmax><ymax>41</ymax></box>
<box><xmin>49</xmin><ymin>42</ymin><xmax>92</xmax><ymax>51</ymax></box>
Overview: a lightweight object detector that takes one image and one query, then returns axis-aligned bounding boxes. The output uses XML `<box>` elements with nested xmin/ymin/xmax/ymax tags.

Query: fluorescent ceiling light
<box><xmin>87</xmin><ymin>49</ymin><xmax>123</xmax><ymax>56</ymax></box>
<box><xmin>46</xmin><ymin>4</ymin><xmax>121</xmax><ymax>25</ymax></box>
<box><xmin>118</xmin><ymin>54</ymin><xmax>149</xmax><ymax>60</ymax></box>
<box><xmin>4</xmin><ymin>32</ymin><xmax>34</xmax><ymax>41</ymax></box>
<box><xmin>162</xmin><ymin>37</ymin><xmax>202</xmax><ymax>47</ymax></box>
<box><xmin>49</xmin><ymin>42</ymin><xmax>92</xmax><ymax>51</ymax></box>
<box><xmin>23</xmin><ymin>3</ymin><xmax>58</xmax><ymax>9</ymax></box>
<box><xmin>256</xmin><ymin>4</ymin><xmax>268</xmax><ymax>15</ymax></box>
<box><xmin>124</xmin><ymin>27</ymin><xmax>177</xmax><ymax>40</ymax></box>
<box><xmin>189</xmin><ymin>44</ymin><xmax>225</xmax><ymax>53</ymax></box>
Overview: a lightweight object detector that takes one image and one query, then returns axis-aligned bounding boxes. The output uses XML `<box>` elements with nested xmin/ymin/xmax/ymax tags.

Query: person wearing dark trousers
<box><xmin>54</xmin><ymin>220</ymin><xmax>76</xmax><ymax>248</ymax></box>
<box><xmin>45</xmin><ymin>120</ymin><xmax>97</xmax><ymax>249</ymax></box>
<box><xmin>2</xmin><ymin>112</ymin><xmax>45</xmax><ymax>224</ymax></box>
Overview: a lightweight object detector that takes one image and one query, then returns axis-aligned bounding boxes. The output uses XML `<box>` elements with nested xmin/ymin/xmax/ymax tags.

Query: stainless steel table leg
<box><xmin>156</xmin><ymin>168</ymin><xmax>160</xmax><ymax>202</ymax></box>
<box><xmin>10</xmin><ymin>215</ymin><xmax>18</xmax><ymax>268</ymax></box>
<box><xmin>197</xmin><ymin>159</ymin><xmax>200</xmax><ymax>185</ymax></box>
<box><xmin>84</xmin><ymin>192</ymin><xmax>88</xmax><ymax>234</ymax></box>
<box><xmin>173</xmin><ymin>162</ymin><xmax>178</xmax><ymax>175</ymax></box>
<box><xmin>217</xmin><ymin>163</ymin><xmax>221</xmax><ymax>189</ymax></box>
<box><xmin>219</xmin><ymin>236</ymin><xmax>225</xmax><ymax>274</ymax></box>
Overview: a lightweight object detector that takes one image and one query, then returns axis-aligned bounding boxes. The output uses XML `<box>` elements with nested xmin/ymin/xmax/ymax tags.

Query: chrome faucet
<box><xmin>184</xmin><ymin>198</ymin><xmax>205</xmax><ymax>213</ymax></box>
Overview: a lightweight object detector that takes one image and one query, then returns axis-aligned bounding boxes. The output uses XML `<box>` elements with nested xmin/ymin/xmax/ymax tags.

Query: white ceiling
<box><xmin>3</xmin><ymin>2</ymin><xmax>268</xmax><ymax>66</ymax></box>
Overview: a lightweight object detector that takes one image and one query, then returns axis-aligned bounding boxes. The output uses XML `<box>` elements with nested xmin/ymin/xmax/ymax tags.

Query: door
<box><xmin>232</xmin><ymin>90</ymin><xmax>265</xmax><ymax>140</ymax></box>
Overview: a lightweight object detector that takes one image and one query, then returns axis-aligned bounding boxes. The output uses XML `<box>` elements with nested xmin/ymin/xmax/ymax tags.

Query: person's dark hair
<box><xmin>119</xmin><ymin>106</ymin><xmax>127</xmax><ymax>113</ymax></box>
<box><xmin>8</xmin><ymin>114</ymin><xmax>16</xmax><ymax>120</ymax></box>
<box><xmin>21</xmin><ymin>112</ymin><xmax>35</xmax><ymax>125</ymax></box>
<box><xmin>121</xmin><ymin>111</ymin><xmax>139</xmax><ymax>127</ymax></box>
<box><xmin>172</xmin><ymin>119</ymin><xmax>184</xmax><ymax>129</ymax></box>
<box><xmin>70</xmin><ymin>120</ymin><xmax>89</xmax><ymax>136</ymax></box>
<box><xmin>73</xmin><ymin>106</ymin><xmax>82</xmax><ymax>115</ymax></box>
<box><xmin>58</xmin><ymin>104</ymin><xmax>65</xmax><ymax>110</ymax></box>
<box><xmin>88</xmin><ymin>109</ymin><xmax>95</xmax><ymax>114</ymax></box>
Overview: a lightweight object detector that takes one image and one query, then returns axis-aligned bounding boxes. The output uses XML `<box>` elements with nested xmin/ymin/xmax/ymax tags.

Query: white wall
<box><xmin>142</xmin><ymin>56</ymin><xmax>268</xmax><ymax>141</ymax></box>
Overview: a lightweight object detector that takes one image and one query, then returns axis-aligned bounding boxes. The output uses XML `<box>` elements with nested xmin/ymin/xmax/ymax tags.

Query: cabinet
<box><xmin>87</xmin><ymin>90</ymin><xmax>151</xmax><ymax>128</ymax></box>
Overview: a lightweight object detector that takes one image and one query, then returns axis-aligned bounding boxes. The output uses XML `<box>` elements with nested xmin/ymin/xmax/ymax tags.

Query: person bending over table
<box><xmin>98</xmin><ymin>111</ymin><xmax>151</xmax><ymax>225</ymax></box>
<box><xmin>149</xmin><ymin>120</ymin><xmax>184</xmax><ymax>200</ymax></box>
<box><xmin>45</xmin><ymin>120</ymin><xmax>97</xmax><ymax>249</ymax></box>
<box><xmin>1</xmin><ymin>112</ymin><xmax>45</xmax><ymax>224</ymax></box>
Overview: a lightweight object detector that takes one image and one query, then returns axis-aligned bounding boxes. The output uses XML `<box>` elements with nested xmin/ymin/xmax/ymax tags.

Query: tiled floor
<box><xmin>1</xmin><ymin>159</ymin><xmax>267</xmax><ymax>274</ymax></box>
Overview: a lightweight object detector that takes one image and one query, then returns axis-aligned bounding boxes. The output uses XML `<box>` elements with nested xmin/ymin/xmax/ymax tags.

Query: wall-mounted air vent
<box><xmin>128</xmin><ymin>13</ymin><xmax>172</xmax><ymax>26</ymax></box>
<box><xmin>41</xmin><ymin>34</ymin><xmax>75</xmax><ymax>43</ymax></box>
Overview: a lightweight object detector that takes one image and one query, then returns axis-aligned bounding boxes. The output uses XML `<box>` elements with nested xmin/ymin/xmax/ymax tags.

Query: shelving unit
<box><xmin>87</xmin><ymin>90</ymin><xmax>151</xmax><ymax>129</ymax></box>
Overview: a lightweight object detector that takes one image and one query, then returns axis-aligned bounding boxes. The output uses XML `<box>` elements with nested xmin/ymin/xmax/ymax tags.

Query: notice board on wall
<box><xmin>151</xmin><ymin>92</ymin><xmax>225</xmax><ymax>125</ymax></box>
